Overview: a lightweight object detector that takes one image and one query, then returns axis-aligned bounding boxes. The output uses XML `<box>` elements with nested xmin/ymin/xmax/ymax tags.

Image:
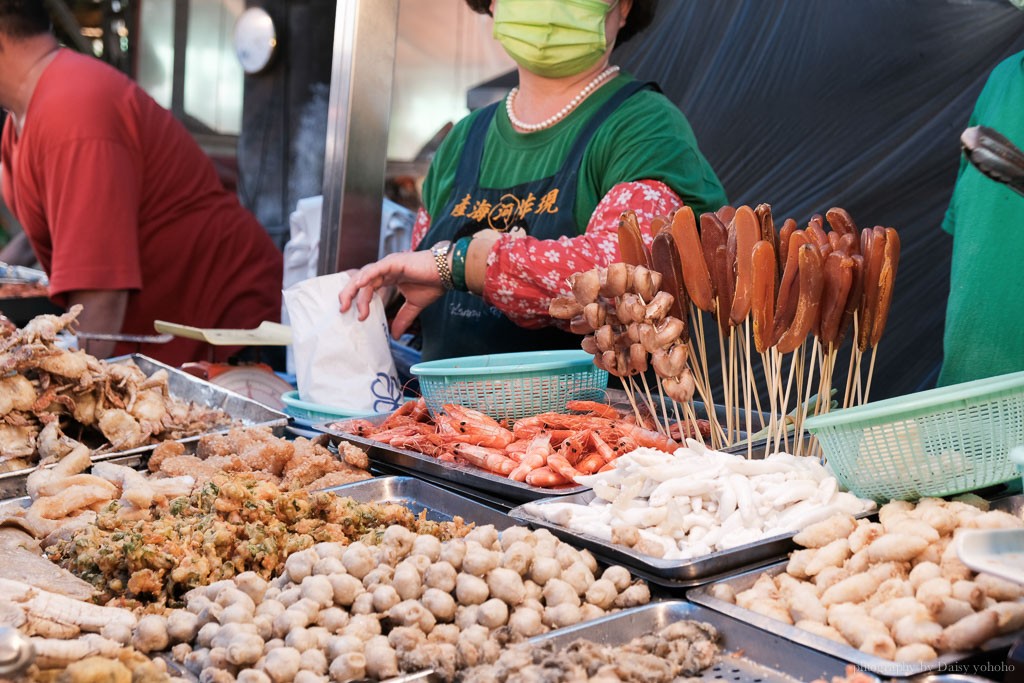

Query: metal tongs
<box><xmin>960</xmin><ymin>126</ymin><xmax>1024</xmax><ymax>197</ymax></box>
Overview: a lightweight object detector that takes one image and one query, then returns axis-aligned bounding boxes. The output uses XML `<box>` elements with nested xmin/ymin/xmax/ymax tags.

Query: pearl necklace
<box><xmin>506</xmin><ymin>65</ymin><xmax>620</xmax><ymax>133</ymax></box>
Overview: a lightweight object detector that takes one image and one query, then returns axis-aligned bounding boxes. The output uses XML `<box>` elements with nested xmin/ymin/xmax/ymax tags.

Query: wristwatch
<box><xmin>431</xmin><ymin>241</ymin><xmax>454</xmax><ymax>290</ymax></box>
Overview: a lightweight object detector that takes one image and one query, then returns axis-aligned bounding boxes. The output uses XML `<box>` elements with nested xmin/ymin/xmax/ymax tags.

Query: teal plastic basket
<box><xmin>410</xmin><ymin>350</ymin><xmax>609</xmax><ymax>422</ymax></box>
<box><xmin>280</xmin><ymin>390</ymin><xmax>378</xmax><ymax>423</ymax></box>
<box><xmin>804</xmin><ymin>370</ymin><xmax>1024</xmax><ymax>502</ymax></box>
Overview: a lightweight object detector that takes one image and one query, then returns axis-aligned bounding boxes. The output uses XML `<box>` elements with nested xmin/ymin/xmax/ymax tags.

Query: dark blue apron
<box><xmin>417</xmin><ymin>80</ymin><xmax>651</xmax><ymax>361</ymax></box>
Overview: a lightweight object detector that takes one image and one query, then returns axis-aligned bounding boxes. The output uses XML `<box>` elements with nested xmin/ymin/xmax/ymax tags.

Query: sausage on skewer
<box><xmin>857</xmin><ymin>227</ymin><xmax>887</xmax><ymax>353</ymax></box>
<box><xmin>772</xmin><ymin>229</ymin><xmax>810</xmax><ymax>345</ymax></box>
<box><xmin>618</xmin><ymin>210</ymin><xmax>650</xmax><ymax>268</ymax></box>
<box><xmin>869</xmin><ymin>228</ymin><xmax>901</xmax><ymax>348</ymax></box>
<box><xmin>775</xmin><ymin>244</ymin><xmax>825</xmax><ymax>355</ymax></box>
<box><xmin>825</xmin><ymin>207</ymin><xmax>858</xmax><ymax>237</ymax></box>
<box><xmin>750</xmin><ymin>240</ymin><xmax>777</xmax><ymax>355</ymax></box>
<box><xmin>729</xmin><ymin>206</ymin><xmax>761</xmax><ymax>326</ymax></box>
<box><xmin>671</xmin><ymin>206</ymin><xmax>715</xmax><ymax>312</ymax></box>
<box><xmin>818</xmin><ymin>252</ymin><xmax>854</xmax><ymax>347</ymax></box>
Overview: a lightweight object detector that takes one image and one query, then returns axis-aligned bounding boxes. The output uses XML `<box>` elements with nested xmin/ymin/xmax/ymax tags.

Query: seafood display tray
<box><xmin>0</xmin><ymin>354</ymin><xmax>288</xmax><ymax>499</ymax></box>
<box><xmin>508</xmin><ymin>489</ymin><xmax>871</xmax><ymax>587</ymax></box>
<box><xmin>316</xmin><ymin>416</ymin><xmax>589</xmax><ymax>504</ymax></box>
<box><xmin>321</xmin><ymin>475</ymin><xmax>516</xmax><ymax>531</ymax></box>
<box><xmin>687</xmin><ymin>562</ymin><xmax>1022</xmax><ymax>679</ymax></box>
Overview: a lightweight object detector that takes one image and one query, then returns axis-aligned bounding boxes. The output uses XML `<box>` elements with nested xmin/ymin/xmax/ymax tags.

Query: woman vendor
<box><xmin>340</xmin><ymin>0</ymin><xmax>727</xmax><ymax>361</ymax></box>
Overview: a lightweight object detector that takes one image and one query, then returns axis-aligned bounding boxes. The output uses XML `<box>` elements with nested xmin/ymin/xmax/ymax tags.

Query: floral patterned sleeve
<box><xmin>482</xmin><ymin>180</ymin><xmax>683</xmax><ymax>329</ymax></box>
<box><xmin>410</xmin><ymin>207</ymin><xmax>432</xmax><ymax>250</ymax></box>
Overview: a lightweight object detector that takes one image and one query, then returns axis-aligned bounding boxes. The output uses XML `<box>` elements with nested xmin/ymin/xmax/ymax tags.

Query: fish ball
<box><xmin>328</xmin><ymin>652</ymin><xmax>366</xmax><ymax>682</ymax></box>
<box><xmin>476</xmin><ymin>598</ymin><xmax>509</xmax><ymax>629</ymax></box>
<box><xmin>600</xmin><ymin>566</ymin><xmax>631</xmax><ymax>592</ymax></box>
<box><xmin>848</xmin><ymin>522</ymin><xmax>884</xmax><ymax>554</ymax></box>
<box><xmin>908</xmin><ymin>562</ymin><xmax>942</xmax><ymax>590</ymax></box>
<box><xmin>389</xmin><ymin>625</ymin><xmax>427</xmax><ymax>652</ymax></box>
<box><xmin>462</xmin><ymin>542</ymin><xmax>500</xmax><ymax>577</ymax></box>
<box><xmin>613</xmin><ymin>583</ymin><xmax>650</xmax><ymax>609</ymax></box>
<box><xmin>301</xmin><ymin>575</ymin><xmax>335</xmax><ymax>608</ymax></box>
<box><xmin>805</xmin><ymin>539</ymin><xmax>850</xmax><ymax>577</ymax></box>
<box><xmin>585</xmin><ymin>579</ymin><xmax>617</xmax><ymax>610</ymax></box>
<box><xmin>388</xmin><ymin>600</ymin><xmax>436</xmax><ymax>633</ymax></box>
<box><xmin>364</xmin><ymin>638</ymin><xmax>399</xmax><ymax>680</ymax></box>
<box><xmin>133</xmin><ymin>614</ymin><xmax>170</xmax><ymax>654</ymax></box>
<box><xmin>523</xmin><ymin>580</ymin><xmax>543</xmax><ymax>602</ymax></box>
<box><xmin>455</xmin><ymin>573</ymin><xmax>490</xmax><ymax>605</ymax></box>
<box><xmin>975</xmin><ymin>572</ymin><xmax>1024</xmax><ymax>601</ymax></box>
<box><xmin>422</xmin><ymin>588</ymin><xmax>457</xmax><ymax>622</ymax></box>
<box><xmin>299</xmin><ymin>648</ymin><xmax>328</xmax><ymax>675</ymax></box>
<box><xmin>316</xmin><ymin>607</ymin><xmax>349</xmax><ymax>633</ymax></box>
<box><xmin>285</xmin><ymin>627</ymin><xmax>319</xmax><ymax>653</ymax></box>
<box><xmin>341</xmin><ymin>542</ymin><xmax>374</xmax><ymax>579</ymax></box>
<box><xmin>326</xmin><ymin>635</ymin><xmax>363</xmax><ymax>660</ymax></box>
<box><xmin>327</xmin><ymin>574</ymin><xmax>363</xmax><ymax>608</ymax></box>
<box><xmin>555</xmin><ymin>543</ymin><xmax>583</xmax><ymax>570</ymax></box>
<box><xmin>423</xmin><ymin>561</ymin><xmax>457</xmax><ymax>593</ymax></box>
<box><xmin>285</xmin><ymin>549</ymin><xmax>319</xmax><ymax>584</ymax></box>
<box><xmin>312</xmin><ymin>557</ymin><xmax>345</xmax><ymax>577</ymax></box>
<box><xmin>561</xmin><ymin>564</ymin><xmax>595</xmax><ymax>596</ymax></box>
<box><xmin>486</xmin><ymin>567</ymin><xmax>525</xmax><ymax>606</ymax></box>
<box><xmin>455</xmin><ymin>605</ymin><xmax>480</xmax><ymax>631</ymax></box>
<box><xmin>500</xmin><ymin>527</ymin><xmax>534</xmax><ymax>550</ymax></box>
<box><xmin>530</xmin><ymin>557</ymin><xmax>562</xmax><ymax>586</ymax></box>
<box><xmin>465</xmin><ymin>525</ymin><xmax>499</xmax><ymax>550</ymax></box>
<box><xmin>542</xmin><ymin>578</ymin><xmax>580</xmax><ymax>608</ymax></box>
<box><xmin>502</xmin><ymin>541</ymin><xmax>535</xmax><ymax>576</ymax></box>
<box><xmin>580</xmin><ymin>603</ymin><xmax>605</xmax><ymax>622</ymax></box>
<box><xmin>508</xmin><ymin>607</ymin><xmax>544</xmax><ymax>638</ymax></box>
<box><xmin>411</xmin><ymin>535</ymin><xmax>442</xmax><ymax>561</ymax></box>
<box><xmin>382</xmin><ymin>525</ymin><xmax>415</xmax><ymax>556</ymax></box>
<box><xmin>892</xmin><ymin>614</ymin><xmax>942</xmax><ymax>648</ymax></box>
<box><xmin>262</xmin><ymin>647</ymin><xmax>302</xmax><ymax>683</ymax></box>
<box><xmin>439</xmin><ymin>539</ymin><xmax>467</xmax><ymax>570</ymax></box>
<box><xmin>313</xmin><ymin>542</ymin><xmax>345</xmax><ymax>561</ymax></box>
<box><xmin>390</xmin><ymin>562</ymin><xmax>422</xmax><ymax>602</ymax></box>
<box><xmin>235</xmin><ymin>572</ymin><xmax>270</xmax><ymax>604</ymax></box>
<box><xmin>428</xmin><ymin>624</ymin><xmax>460</xmax><ymax>645</ymax></box>
<box><xmin>543</xmin><ymin>603</ymin><xmax>581</xmax><ymax>629</ymax></box>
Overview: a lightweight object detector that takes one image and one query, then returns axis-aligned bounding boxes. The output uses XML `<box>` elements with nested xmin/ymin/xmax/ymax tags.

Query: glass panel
<box><xmin>184</xmin><ymin>0</ymin><xmax>244</xmax><ymax>134</ymax></box>
<box><xmin>136</xmin><ymin>0</ymin><xmax>175</xmax><ymax>108</ymax></box>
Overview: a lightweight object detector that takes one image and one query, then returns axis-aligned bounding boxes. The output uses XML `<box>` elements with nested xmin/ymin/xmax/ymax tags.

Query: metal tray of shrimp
<box><xmin>506</xmin><ymin>600</ymin><xmax>860</xmax><ymax>683</ymax></box>
<box><xmin>0</xmin><ymin>354</ymin><xmax>288</xmax><ymax>499</ymax></box>
<box><xmin>315</xmin><ymin>415</ymin><xmax>589</xmax><ymax>504</ymax></box>
<box><xmin>320</xmin><ymin>475</ymin><xmax>517</xmax><ymax>530</ymax></box>
<box><xmin>687</xmin><ymin>562</ymin><xmax>1024</xmax><ymax>679</ymax></box>
<box><xmin>507</xmin><ymin>489</ymin><xmax>832</xmax><ymax>587</ymax></box>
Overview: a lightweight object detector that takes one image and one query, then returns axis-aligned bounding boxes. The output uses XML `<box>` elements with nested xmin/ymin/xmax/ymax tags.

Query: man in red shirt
<box><xmin>0</xmin><ymin>0</ymin><xmax>283</xmax><ymax>365</ymax></box>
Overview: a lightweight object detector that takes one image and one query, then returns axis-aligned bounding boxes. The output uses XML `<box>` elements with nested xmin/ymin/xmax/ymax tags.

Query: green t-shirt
<box><xmin>422</xmin><ymin>74</ymin><xmax>727</xmax><ymax>232</ymax></box>
<box><xmin>938</xmin><ymin>51</ymin><xmax>1024</xmax><ymax>386</ymax></box>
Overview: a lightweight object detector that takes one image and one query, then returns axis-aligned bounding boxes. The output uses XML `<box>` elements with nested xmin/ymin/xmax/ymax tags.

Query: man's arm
<box><xmin>67</xmin><ymin>289</ymin><xmax>129</xmax><ymax>359</ymax></box>
<box><xmin>0</xmin><ymin>232</ymin><xmax>37</xmax><ymax>266</ymax></box>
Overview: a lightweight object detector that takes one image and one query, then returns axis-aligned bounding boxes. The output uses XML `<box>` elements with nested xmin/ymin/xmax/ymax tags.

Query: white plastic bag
<box><xmin>283</xmin><ymin>272</ymin><xmax>402</xmax><ymax>413</ymax></box>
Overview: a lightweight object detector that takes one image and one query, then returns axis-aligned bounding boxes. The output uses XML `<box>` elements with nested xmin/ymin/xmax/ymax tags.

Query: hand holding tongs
<box><xmin>960</xmin><ymin>126</ymin><xmax>1024</xmax><ymax>197</ymax></box>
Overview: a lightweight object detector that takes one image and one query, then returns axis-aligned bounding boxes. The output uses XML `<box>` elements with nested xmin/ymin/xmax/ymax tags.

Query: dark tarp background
<box><xmin>606</xmin><ymin>0</ymin><xmax>1024</xmax><ymax>402</ymax></box>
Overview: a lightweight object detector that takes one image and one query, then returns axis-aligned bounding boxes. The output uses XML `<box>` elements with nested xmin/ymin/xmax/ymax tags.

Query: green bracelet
<box><xmin>451</xmin><ymin>236</ymin><xmax>471</xmax><ymax>292</ymax></box>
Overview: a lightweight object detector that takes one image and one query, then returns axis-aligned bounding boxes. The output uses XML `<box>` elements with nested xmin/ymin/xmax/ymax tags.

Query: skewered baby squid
<box><xmin>550</xmin><ymin>259</ymin><xmax>695</xmax><ymax>405</ymax></box>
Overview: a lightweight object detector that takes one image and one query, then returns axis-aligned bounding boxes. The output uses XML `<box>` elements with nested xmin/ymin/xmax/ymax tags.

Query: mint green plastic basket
<box><xmin>410</xmin><ymin>350</ymin><xmax>609</xmax><ymax>422</ymax></box>
<box><xmin>804</xmin><ymin>370</ymin><xmax>1024</xmax><ymax>502</ymax></box>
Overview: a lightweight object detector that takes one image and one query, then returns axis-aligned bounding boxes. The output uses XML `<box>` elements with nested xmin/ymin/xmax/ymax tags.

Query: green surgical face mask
<box><xmin>493</xmin><ymin>0</ymin><xmax>617</xmax><ymax>79</ymax></box>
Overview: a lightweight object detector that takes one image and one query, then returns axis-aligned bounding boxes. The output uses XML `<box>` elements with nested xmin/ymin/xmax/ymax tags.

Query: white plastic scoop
<box><xmin>154</xmin><ymin>320</ymin><xmax>292</xmax><ymax>346</ymax></box>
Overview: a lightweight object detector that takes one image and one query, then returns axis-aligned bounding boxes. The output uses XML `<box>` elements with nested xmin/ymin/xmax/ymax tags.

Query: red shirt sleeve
<box><xmin>43</xmin><ymin>137</ymin><xmax>143</xmax><ymax>298</ymax></box>
<box><xmin>482</xmin><ymin>180</ymin><xmax>683</xmax><ymax>329</ymax></box>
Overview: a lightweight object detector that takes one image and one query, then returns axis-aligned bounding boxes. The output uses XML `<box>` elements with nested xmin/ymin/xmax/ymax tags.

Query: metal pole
<box><xmin>318</xmin><ymin>0</ymin><xmax>399</xmax><ymax>275</ymax></box>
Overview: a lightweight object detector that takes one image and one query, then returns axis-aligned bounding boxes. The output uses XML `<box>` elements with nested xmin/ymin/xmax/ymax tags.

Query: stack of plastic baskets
<box><xmin>804</xmin><ymin>370</ymin><xmax>1024</xmax><ymax>502</ymax></box>
<box><xmin>410</xmin><ymin>350</ymin><xmax>609</xmax><ymax>422</ymax></box>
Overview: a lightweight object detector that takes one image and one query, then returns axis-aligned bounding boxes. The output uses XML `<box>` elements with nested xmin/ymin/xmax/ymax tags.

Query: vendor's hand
<box><xmin>338</xmin><ymin>251</ymin><xmax>443</xmax><ymax>339</ymax></box>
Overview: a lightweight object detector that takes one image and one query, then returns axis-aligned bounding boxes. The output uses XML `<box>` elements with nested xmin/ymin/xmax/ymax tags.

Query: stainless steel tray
<box><xmin>688</xmin><ymin>562</ymin><xmax>1023</xmax><ymax>679</ymax></box>
<box><xmin>508</xmin><ymin>489</ymin><xmax>871</xmax><ymax>587</ymax></box>
<box><xmin>0</xmin><ymin>354</ymin><xmax>288</xmax><ymax>499</ymax></box>
<box><xmin>506</xmin><ymin>600</ymin><xmax>861</xmax><ymax>683</ymax></box>
<box><xmin>320</xmin><ymin>475</ymin><xmax>516</xmax><ymax>531</ymax></box>
<box><xmin>316</xmin><ymin>416</ymin><xmax>589</xmax><ymax>504</ymax></box>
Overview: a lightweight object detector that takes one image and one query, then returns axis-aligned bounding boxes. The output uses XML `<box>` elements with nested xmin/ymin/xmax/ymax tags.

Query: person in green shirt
<box><xmin>341</xmin><ymin>0</ymin><xmax>727</xmax><ymax>361</ymax></box>
<box><xmin>938</xmin><ymin>49</ymin><xmax>1024</xmax><ymax>386</ymax></box>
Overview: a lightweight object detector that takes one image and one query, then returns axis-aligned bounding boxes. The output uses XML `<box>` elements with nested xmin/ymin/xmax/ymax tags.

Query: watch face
<box><xmin>234</xmin><ymin>7</ymin><xmax>277</xmax><ymax>74</ymax></box>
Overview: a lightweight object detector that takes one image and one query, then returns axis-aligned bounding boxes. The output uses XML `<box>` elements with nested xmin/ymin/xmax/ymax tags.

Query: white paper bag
<box><xmin>283</xmin><ymin>272</ymin><xmax>402</xmax><ymax>413</ymax></box>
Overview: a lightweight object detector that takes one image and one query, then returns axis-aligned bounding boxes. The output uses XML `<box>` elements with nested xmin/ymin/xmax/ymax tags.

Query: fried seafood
<box><xmin>719</xmin><ymin>498</ymin><xmax>1024</xmax><ymax>662</ymax></box>
<box><xmin>457</xmin><ymin>619</ymin><xmax>719</xmax><ymax>682</ymax></box>
<box><xmin>0</xmin><ymin>307</ymin><xmax>234</xmax><ymax>466</ymax></box>
<box><xmin>149</xmin><ymin>426</ymin><xmax>372</xmax><ymax>491</ymax></box>
<box><xmin>49</xmin><ymin>477</ymin><xmax>471</xmax><ymax>605</ymax></box>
